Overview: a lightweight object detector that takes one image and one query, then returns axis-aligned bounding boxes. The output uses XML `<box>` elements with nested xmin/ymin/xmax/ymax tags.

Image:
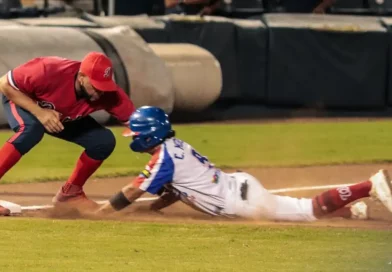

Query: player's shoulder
<box><xmin>164</xmin><ymin>137</ymin><xmax>191</xmax><ymax>148</ymax></box>
<box><xmin>145</xmin><ymin>144</ymin><xmax>172</xmax><ymax>170</ymax></box>
<box><xmin>155</xmin><ymin>140</ymin><xmax>185</xmax><ymax>159</ymax></box>
<box><xmin>41</xmin><ymin>57</ymin><xmax>80</xmax><ymax>72</ymax></box>
<box><xmin>15</xmin><ymin>57</ymin><xmax>45</xmax><ymax>71</ymax></box>
<box><xmin>40</xmin><ymin>56</ymin><xmax>76</xmax><ymax>63</ymax></box>
<box><xmin>16</xmin><ymin>56</ymin><xmax>80</xmax><ymax>77</ymax></box>
<box><xmin>21</xmin><ymin>56</ymin><xmax>74</xmax><ymax>66</ymax></box>
<box><xmin>164</xmin><ymin>138</ymin><xmax>195</xmax><ymax>159</ymax></box>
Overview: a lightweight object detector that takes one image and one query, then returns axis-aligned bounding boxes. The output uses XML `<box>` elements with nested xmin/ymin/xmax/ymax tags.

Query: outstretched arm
<box><xmin>98</xmin><ymin>148</ymin><xmax>175</xmax><ymax>215</ymax></box>
<box><xmin>150</xmin><ymin>188</ymin><xmax>181</xmax><ymax>213</ymax></box>
<box><xmin>104</xmin><ymin>87</ymin><xmax>135</xmax><ymax>129</ymax></box>
<box><xmin>98</xmin><ymin>184</ymin><xmax>145</xmax><ymax>214</ymax></box>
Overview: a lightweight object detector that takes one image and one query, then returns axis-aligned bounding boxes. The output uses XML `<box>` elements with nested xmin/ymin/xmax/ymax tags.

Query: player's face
<box><xmin>79</xmin><ymin>76</ymin><xmax>103</xmax><ymax>102</ymax></box>
<box><xmin>131</xmin><ymin>135</ymin><xmax>156</xmax><ymax>154</ymax></box>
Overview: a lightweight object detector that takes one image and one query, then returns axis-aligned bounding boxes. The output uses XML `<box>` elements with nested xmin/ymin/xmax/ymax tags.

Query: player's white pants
<box><xmin>224</xmin><ymin>172</ymin><xmax>317</xmax><ymax>222</ymax></box>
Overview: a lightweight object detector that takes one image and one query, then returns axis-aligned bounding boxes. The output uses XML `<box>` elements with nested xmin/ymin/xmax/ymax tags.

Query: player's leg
<box><xmin>227</xmin><ymin>170</ymin><xmax>391</xmax><ymax>222</ymax></box>
<box><xmin>226</xmin><ymin>172</ymin><xmax>317</xmax><ymax>221</ymax></box>
<box><xmin>0</xmin><ymin>95</ymin><xmax>45</xmax><ymax>216</ymax></box>
<box><xmin>227</xmin><ymin>172</ymin><xmax>366</xmax><ymax>221</ymax></box>
<box><xmin>259</xmin><ymin>169</ymin><xmax>390</xmax><ymax>221</ymax></box>
<box><xmin>0</xmin><ymin>94</ymin><xmax>45</xmax><ymax>179</ymax></box>
<box><xmin>246</xmin><ymin>176</ymin><xmax>375</xmax><ymax>221</ymax></box>
<box><xmin>312</xmin><ymin>169</ymin><xmax>392</xmax><ymax>219</ymax></box>
<box><xmin>50</xmin><ymin>116</ymin><xmax>115</xmax><ymax>204</ymax></box>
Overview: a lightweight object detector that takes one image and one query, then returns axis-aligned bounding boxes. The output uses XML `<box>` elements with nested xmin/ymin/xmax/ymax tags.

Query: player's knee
<box><xmin>10</xmin><ymin>123</ymin><xmax>45</xmax><ymax>155</ymax></box>
<box><xmin>85</xmin><ymin>129</ymin><xmax>116</xmax><ymax>160</ymax></box>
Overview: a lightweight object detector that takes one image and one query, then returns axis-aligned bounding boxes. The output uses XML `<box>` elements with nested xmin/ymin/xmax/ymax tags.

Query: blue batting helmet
<box><xmin>129</xmin><ymin>106</ymin><xmax>172</xmax><ymax>152</ymax></box>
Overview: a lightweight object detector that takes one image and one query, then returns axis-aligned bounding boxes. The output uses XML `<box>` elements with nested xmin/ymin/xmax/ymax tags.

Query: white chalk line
<box><xmin>20</xmin><ymin>197</ymin><xmax>159</xmax><ymax>211</ymax></box>
<box><xmin>19</xmin><ymin>183</ymin><xmax>355</xmax><ymax>212</ymax></box>
<box><xmin>269</xmin><ymin>183</ymin><xmax>354</xmax><ymax>194</ymax></box>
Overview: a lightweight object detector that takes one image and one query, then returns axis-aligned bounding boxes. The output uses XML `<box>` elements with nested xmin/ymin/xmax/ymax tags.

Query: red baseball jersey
<box><xmin>6</xmin><ymin>56</ymin><xmax>135</xmax><ymax>123</ymax></box>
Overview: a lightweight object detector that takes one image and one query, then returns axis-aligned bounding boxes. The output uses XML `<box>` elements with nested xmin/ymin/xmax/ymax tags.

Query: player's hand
<box><xmin>199</xmin><ymin>6</ymin><xmax>213</xmax><ymax>16</ymax></box>
<box><xmin>94</xmin><ymin>202</ymin><xmax>116</xmax><ymax>215</ymax></box>
<box><xmin>165</xmin><ymin>0</ymin><xmax>179</xmax><ymax>8</ymax></box>
<box><xmin>36</xmin><ymin>108</ymin><xmax>64</xmax><ymax>133</ymax></box>
<box><xmin>122</xmin><ymin>127</ymin><xmax>132</xmax><ymax>137</ymax></box>
<box><xmin>312</xmin><ymin>6</ymin><xmax>325</xmax><ymax>14</ymax></box>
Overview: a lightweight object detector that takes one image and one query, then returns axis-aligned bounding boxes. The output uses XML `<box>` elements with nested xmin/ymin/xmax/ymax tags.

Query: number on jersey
<box><xmin>191</xmin><ymin>149</ymin><xmax>214</xmax><ymax>168</ymax></box>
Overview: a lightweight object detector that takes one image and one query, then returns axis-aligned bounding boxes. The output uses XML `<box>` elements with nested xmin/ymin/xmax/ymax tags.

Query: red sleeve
<box><xmin>104</xmin><ymin>87</ymin><xmax>135</xmax><ymax>123</ymax></box>
<box><xmin>7</xmin><ymin>58</ymin><xmax>46</xmax><ymax>95</ymax></box>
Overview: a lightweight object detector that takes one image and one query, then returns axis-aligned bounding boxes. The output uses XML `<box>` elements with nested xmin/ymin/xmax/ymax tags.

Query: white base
<box><xmin>0</xmin><ymin>200</ymin><xmax>21</xmax><ymax>214</ymax></box>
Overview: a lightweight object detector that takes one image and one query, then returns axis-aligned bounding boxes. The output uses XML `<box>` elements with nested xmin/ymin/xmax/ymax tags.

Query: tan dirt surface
<box><xmin>0</xmin><ymin>164</ymin><xmax>391</xmax><ymax>230</ymax></box>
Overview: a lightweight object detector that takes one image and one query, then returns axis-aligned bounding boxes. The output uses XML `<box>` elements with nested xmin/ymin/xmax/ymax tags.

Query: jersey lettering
<box><xmin>138</xmin><ymin>139</ymin><xmax>226</xmax><ymax>217</ymax></box>
<box><xmin>173</xmin><ymin>138</ymin><xmax>185</xmax><ymax>160</ymax></box>
<box><xmin>191</xmin><ymin>149</ymin><xmax>214</xmax><ymax>169</ymax></box>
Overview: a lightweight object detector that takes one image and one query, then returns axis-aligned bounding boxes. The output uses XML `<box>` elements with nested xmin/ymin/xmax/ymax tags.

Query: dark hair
<box><xmin>165</xmin><ymin>130</ymin><xmax>176</xmax><ymax>139</ymax></box>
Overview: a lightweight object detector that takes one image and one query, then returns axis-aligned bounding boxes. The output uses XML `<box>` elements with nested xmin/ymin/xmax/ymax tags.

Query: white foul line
<box><xmin>20</xmin><ymin>184</ymin><xmax>354</xmax><ymax>212</ymax></box>
<box><xmin>21</xmin><ymin>197</ymin><xmax>160</xmax><ymax>211</ymax></box>
<box><xmin>268</xmin><ymin>183</ymin><xmax>354</xmax><ymax>194</ymax></box>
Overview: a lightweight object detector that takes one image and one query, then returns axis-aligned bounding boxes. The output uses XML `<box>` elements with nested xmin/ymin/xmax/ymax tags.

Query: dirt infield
<box><xmin>0</xmin><ymin>164</ymin><xmax>391</xmax><ymax>230</ymax></box>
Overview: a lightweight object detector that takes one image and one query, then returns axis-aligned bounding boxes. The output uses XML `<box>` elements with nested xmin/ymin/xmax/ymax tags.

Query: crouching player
<box><xmin>97</xmin><ymin>106</ymin><xmax>392</xmax><ymax>222</ymax></box>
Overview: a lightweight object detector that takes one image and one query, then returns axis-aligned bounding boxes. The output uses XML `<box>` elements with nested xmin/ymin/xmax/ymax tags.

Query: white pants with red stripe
<box><xmin>223</xmin><ymin>172</ymin><xmax>317</xmax><ymax>222</ymax></box>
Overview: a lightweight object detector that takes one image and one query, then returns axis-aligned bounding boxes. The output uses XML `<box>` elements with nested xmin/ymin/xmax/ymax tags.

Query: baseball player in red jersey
<box><xmin>0</xmin><ymin>52</ymin><xmax>135</xmax><ymax>215</ymax></box>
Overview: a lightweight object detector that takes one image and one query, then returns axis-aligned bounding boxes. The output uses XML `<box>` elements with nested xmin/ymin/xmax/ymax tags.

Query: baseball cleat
<box><xmin>350</xmin><ymin>201</ymin><xmax>368</xmax><ymax>220</ymax></box>
<box><xmin>52</xmin><ymin>184</ymin><xmax>99</xmax><ymax>211</ymax></box>
<box><xmin>0</xmin><ymin>205</ymin><xmax>10</xmax><ymax>216</ymax></box>
<box><xmin>369</xmin><ymin>169</ymin><xmax>392</xmax><ymax>213</ymax></box>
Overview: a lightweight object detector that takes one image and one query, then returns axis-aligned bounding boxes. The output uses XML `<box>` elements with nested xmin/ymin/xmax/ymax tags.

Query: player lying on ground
<box><xmin>0</xmin><ymin>52</ymin><xmax>135</xmax><ymax>216</ymax></box>
<box><xmin>97</xmin><ymin>106</ymin><xmax>392</xmax><ymax>221</ymax></box>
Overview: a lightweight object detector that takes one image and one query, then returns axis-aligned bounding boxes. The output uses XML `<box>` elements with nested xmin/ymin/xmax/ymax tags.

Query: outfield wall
<box><xmin>82</xmin><ymin>14</ymin><xmax>392</xmax><ymax>120</ymax></box>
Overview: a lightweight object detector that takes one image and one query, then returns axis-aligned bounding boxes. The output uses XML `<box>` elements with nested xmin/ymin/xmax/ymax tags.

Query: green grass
<box><xmin>0</xmin><ymin>218</ymin><xmax>390</xmax><ymax>272</ymax></box>
<box><xmin>3</xmin><ymin>120</ymin><xmax>392</xmax><ymax>183</ymax></box>
<box><xmin>2</xmin><ymin>122</ymin><xmax>392</xmax><ymax>271</ymax></box>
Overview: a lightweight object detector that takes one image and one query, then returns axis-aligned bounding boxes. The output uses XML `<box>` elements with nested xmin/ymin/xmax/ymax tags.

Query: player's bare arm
<box><xmin>0</xmin><ymin>75</ymin><xmax>64</xmax><ymax>133</ymax></box>
<box><xmin>150</xmin><ymin>188</ymin><xmax>180</xmax><ymax>213</ymax></box>
<box><xmin>98</xmin><ymin>184</ymin><xmax>145</xmax><ymax>214</ymax></box>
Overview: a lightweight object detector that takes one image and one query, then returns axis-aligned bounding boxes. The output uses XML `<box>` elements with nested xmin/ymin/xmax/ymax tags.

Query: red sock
<box><xmin>62</xmin><ymin>152</ymin><xmax>103</xmax><ymax>193</ymax></box>
<box><xmin>313</xmin><ymin>181</ymin><xmax>372</xmax><ymax>214</ymax></box>
<box><xmin>0</xmin><ymin>142</ymin><xmax>22</xmax><ymax>179</ymax></box>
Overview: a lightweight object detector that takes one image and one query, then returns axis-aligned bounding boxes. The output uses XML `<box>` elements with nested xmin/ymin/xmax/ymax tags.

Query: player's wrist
<box><xmin>29</xmin><ymin>104</ymin><xmax>45</xmax><ymax>117</ymax></box>
<box><xmin>109</xmin><ymin>191</ymin><xmax>132</xmax><ymax>211</ymax></box>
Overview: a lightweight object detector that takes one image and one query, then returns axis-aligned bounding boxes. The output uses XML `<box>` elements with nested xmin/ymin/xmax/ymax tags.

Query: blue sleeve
<box><xmin>138</xmin><ymin>146</ymin><xmax>174</xmax><ymax>195</ymax></box>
